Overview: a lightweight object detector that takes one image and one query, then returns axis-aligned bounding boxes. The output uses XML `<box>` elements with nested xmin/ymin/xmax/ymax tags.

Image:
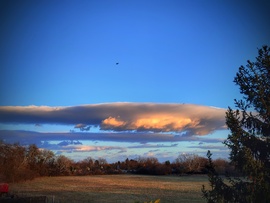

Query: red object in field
<box><xmin>0</xmin><ymin>183</ymin><xmax>8</xmax><ymax>193</ymax></box>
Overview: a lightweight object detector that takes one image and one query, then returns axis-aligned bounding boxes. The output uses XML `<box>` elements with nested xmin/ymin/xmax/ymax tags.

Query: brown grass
<box><xmin>9</xmin><ymin>174</ymin><xmax>208</xmax><ymax>203</ymax></box>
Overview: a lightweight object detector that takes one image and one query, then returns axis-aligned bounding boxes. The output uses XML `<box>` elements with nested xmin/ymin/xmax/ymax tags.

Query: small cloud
<box><xmin>58</xmin><ymin>141</ymin><xmax>70</xmax><ymax>146</ymax></box>
<box><xmin>61</xmin><ymin>145</ymin><xmax>124</xmax><ymax>153</ymax></box>
<box><xmin>74</xmin><ymin>124</ymin><xmax>91</xmax><ymax>131</ymax></box>
<box><xmin>149</xmin><ymin>149</ymin><xmax>160</xmax><ymax>152</ymax></box>
<box><xmin>73</xmin><ymin>140</ymin><xmax>82</xmax><ymax>145</ymax></box>
<box><xmin>118</xmin><ymin>149</ymin><xmax>128</xmax><ymax>153</ymax></box>
<box><xmin>144</xmin><ymin>152</ymin><xmax>155</xmax><ymax>157</ymax></box>
<box><xmin>128</xmin><ymin>143</ymin><xmax>178</xmax><ymax>149</ymax></box>
<box><xmin>57</xmin><ymin>140</ymin><xmax>83</xmax><ymax>146</ymax></box>
<box><xmin>75</xmin><ymin>123</ymin><xmax>86</xmax><ymax>128</ymax></box>
<box><xmin>188</xmin><ymin>145</ymin><xmax>228</xmax><ymax>151</ymax></box>
<box><xmin>101</xmin><ymin>117</ymin><xmax>126</xmax><ymax>130</ymax></box>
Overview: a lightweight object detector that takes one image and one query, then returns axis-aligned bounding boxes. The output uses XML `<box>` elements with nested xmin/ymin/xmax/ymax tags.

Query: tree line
<box><xmin>0</xmin><ymin>141</ymin><xmax>234</xmax><ymax>182</ymax></box>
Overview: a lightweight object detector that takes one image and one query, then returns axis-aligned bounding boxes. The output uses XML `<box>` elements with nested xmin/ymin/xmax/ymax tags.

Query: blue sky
<box><xmin>0</xmin><ymin>0</ymin><xmax>270</xmax><ymax>162</ymax></box>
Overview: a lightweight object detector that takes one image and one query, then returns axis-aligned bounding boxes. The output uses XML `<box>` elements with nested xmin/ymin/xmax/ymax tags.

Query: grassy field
<box><xmin>9</xmin><ymin>174</ymin><xmax>209</xmax><ymax>203</ymax></box>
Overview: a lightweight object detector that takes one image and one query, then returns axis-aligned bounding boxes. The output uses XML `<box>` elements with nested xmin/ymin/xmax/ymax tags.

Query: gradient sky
<box><xmin>1</xmin><ymin>0</ymin><xmax>270</xmax><ymax>163</ymax></box>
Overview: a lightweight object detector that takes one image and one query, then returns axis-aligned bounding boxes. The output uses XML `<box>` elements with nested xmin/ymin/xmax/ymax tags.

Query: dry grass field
<box><xmin>9</xmin><ymin>174</ymin><xmax>208</xmax><ymax>203</ymax></box>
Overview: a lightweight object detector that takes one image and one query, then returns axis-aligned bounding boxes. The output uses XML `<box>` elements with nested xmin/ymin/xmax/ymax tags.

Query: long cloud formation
<box><xmin>0</xmin><ymin>130</ymin><xmax>225</xmax><ymax>144</ymax></box>
<box><xmin>0</xmin><ymin>103</ymin><xmax>227</xmax><ymax>136</ymax></box>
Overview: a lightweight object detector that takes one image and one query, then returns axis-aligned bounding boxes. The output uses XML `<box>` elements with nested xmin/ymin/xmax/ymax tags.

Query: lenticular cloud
<box><xmin>0</xmin><ymin>102</ymin><xmax>227</xmax><ymax>136</ymax></box>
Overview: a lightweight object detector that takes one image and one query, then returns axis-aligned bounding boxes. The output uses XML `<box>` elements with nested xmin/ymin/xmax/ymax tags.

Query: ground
<box><xmin>9</xmin><ymin>174</ymin><xmax>208</xmax><ymax>203</ymax></box>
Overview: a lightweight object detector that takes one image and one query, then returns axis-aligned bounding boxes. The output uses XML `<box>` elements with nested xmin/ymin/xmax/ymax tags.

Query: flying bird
<box><xmin>116</xmin><ymin>62</ymin><xmax>119</xmax><ymax>65</ymax></box>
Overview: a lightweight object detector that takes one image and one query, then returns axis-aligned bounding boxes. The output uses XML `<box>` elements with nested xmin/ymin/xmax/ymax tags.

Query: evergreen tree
<box><xmin>202</xmin><ymin>45</ymin><xmax>270</xmax><ymax>202</ymax></box>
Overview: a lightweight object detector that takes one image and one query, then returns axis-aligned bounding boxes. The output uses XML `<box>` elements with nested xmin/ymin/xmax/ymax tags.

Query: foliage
<box><xmin>202</xmin><ymin>151</ymin><xmax>238</xmax><ymax>202</ymax></box>
<box><xmin>174</xmin><ymin>153</ymin><xmax>208</xmax><ymax>174</ymax></box>
<box><xmin>202</xmin><ymin>45</ymin><xmax>270</xmax><ymax>202</ymax></box>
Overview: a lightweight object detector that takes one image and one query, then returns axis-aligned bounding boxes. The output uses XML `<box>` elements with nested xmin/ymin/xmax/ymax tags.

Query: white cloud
<box><xmin>61</xmin><ymin>145</ymin><xmax>124</xmax><ymax>153</ymax></box>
